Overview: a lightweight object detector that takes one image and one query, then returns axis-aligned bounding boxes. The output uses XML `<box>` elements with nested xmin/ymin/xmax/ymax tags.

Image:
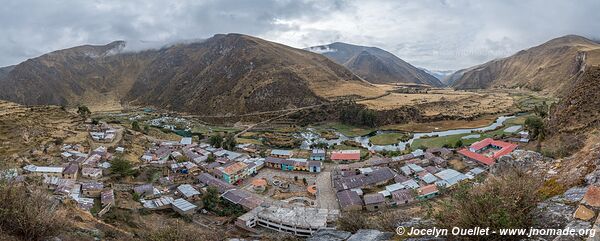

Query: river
<box><xmin>299</xmin><ymin>115</ymin><xmax>516</xmax><ymax>151</ymax></box>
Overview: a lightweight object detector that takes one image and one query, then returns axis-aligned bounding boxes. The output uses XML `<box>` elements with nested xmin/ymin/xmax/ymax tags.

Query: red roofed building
<box><xmin>458</xmin><ymin>138</ymin><xmax>518</xmax><ymax>166</ymax></box>
<box><xmin>331</xmin><ymin>150</ymin><xmax>361</xmax><ymax>162</ymax></box>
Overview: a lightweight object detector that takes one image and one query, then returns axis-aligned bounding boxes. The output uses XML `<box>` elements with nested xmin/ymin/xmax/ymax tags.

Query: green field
<box><xmin>410</xmin><ymin>114</ymin><xmax>532</xmax><ymax>150</ymax></box>
<box><xmin>313</xmin><ymin>122</ymin><xmax>374</xmax><ymax>137</ymax></box>
<box><xmin>369</xmin><ymin>133</ymin><xmax>412</xmax><ymax>145</ymax></box>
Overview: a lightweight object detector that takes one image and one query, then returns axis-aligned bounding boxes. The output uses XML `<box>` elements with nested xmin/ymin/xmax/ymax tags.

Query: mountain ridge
<box><xmin>451</xmin><ymin>35</ymin><xmax>600</xmax><ymax>94</ymax></box>
<box><xmin>0</xmin><ymin>34</ymin><xmax>375</xmax><ymax>114</ymax></box>
<box><xmin>307</xmin><ymin>42</ymin><xmax>443</xmax><ymax>86</ymax></box>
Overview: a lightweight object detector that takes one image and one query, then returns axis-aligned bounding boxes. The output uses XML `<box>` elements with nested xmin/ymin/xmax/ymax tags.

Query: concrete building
<box><xmin>236</xmin><ymin>203</ymin><xmax>338</xmax><ymax>237</ymax></box>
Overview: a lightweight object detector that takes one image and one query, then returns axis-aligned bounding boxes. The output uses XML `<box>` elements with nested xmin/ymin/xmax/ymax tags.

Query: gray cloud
<box><xmin>1</xmin><ymin>0</ymin><xmax>599</xmax><ymax>70</ymax></box>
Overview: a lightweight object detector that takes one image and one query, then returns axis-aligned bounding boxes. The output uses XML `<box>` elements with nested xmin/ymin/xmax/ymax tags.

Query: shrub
<box><xmin>140</xmin><ymin>221</ymin><xmax>219</xmax><ymax>241</ymax></box>
<box><xmin>435</xmin><ymin>168</ymin><xmax>542</xmax><ymax>240</ymax></box>
<box><xmin>0</xmin><ymin>182</ymin><xmax>69</xmax><ymax>240</ymax></box>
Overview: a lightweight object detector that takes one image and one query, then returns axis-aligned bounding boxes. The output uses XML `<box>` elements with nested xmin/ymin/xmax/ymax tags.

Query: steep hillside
<box><xmin>126</xmin><ymin>34</ymin><xmax>366</xmax><ymax>114</ymax></box>
<box><xmin>451</xmin><ymin>35</ymin><xmax>600</xmax><ymax>94</ymax></box>
<box><xmin>307</xmin><ymin>42</ymin><xmax>443</xmax><ymax>86</ymax></box>
<box><xmin>0</xmin><ymin>34</ymin><xmax>375</xmax><ymax>114</ymax></box>
<box><xmin>547</xmin><ymin>66</ymin><xmax>600</xmax><ymax>135</ymax></box>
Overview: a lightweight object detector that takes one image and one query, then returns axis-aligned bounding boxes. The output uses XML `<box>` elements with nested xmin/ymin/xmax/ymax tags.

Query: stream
<box><xmin>299</xmin><ymin>115</ymin><xmax>516</xmax><ymax>151</ymax></box>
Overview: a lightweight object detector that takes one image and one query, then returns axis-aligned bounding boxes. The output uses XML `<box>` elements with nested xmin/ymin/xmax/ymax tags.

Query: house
<box><xmin>177</xmin><ymin>184</ymin><xmax>201</xmax><ymax>200</ymax></box>
<box><xmin>427</xmin><ymin>147</ymin><xmax>453</xmax><ymax>159</ymax></box>
<box><xmin>363</xmin><ymin>193</ymin><xmax>386</xmax><ymax>211</ymax></box>
<box><xmin>337</xmin><ymin>190</ymin><xmax>363</xmax><ymax>211</ymax></box>
<box><xmin>401</xmin><ymin>179</ymin><xmax>420</xmax><ymax>189</ymax></box>
<box><xmin>291</xmin><ymin>159</ymin><xmax>309</xmax><ymax>171</ymax></box>
<box><xmin>417</xmin><ymin>184</ymin><xmax>439</xmax><ymax>200</ymax></box>
<box><xmin>81</xmin><ymin>168</ymin><xmax>103</xmax><ymax>179</ymax></box>
<box><xmin>310</xmin><ymin>149</ymin><xmax>326</xmax><ymax>161</ymax></box>
<box><xmin>416</xmin><ymin>171</ymin><xmax>439</xmax><ymax>184</ymax></box>
<box><xmin>180</xmin><ymin>137</ymin><xmax>193</xmax><ymax>145</ymax></box>
<box><xmin>172</xmin><ymin>198</ymin><xmax>197</xmax><ymax>216</ymax></box>
<box><xmin>101</xmin><ymin>189</ymin><xmax>115</xmax><ymax>206</ymax></box>
<box><xmin>23</xmin><ymin>165</ymin><xmax>64</xmax><ymax>177</ymax></box>
<box><xmin>197</xmin><ymin>173</ymin><xmax>235</xmax><ymax>194</ymax></box>
<box><xmin>333</xmin><ymin>167</ymin><xmax>396</xmax><ymax>191</ymax></box>
<box><xmin>115</xmin><ymin>146</ymin><xmax>125</xmax><ymax>153</ymax></box>
<box><xmin>270</xmin><ymin>149</ymin><xmax>293</xmax><ymax>158</ymax></box>
<box><xmin>458</xmin><ymin>138</ymin><xmax>518</xmax><ymax>166</ymax></box>
<box><xmin>391</xmin><ymin>189</ymin><xmax>415</xmax><ymax>206</ymax></box>
<box><xmin>264</xmin><ymin>157</ymin><xmax>283</xmax><ymax>169</ymax></box>
<box><xmin>134</xmin><ymin>184</ymin><xmax>156</xmax><ymax>198</ymax></box>
<box><xmin>81</xmin><ymin>182</ymin><xmax>104</xmax><ymax>197</ymax></box>
<box><xmin>221</xmin><ymin>189</ymin><xmax>264</xmax><ymax>210</ymax></box>
<box><xmin>219</xmin><ymin>162</ymin><xmax>249</xmax><ymax>184</ymax></box>
<box><xmin>434</xmin><ymin>169</ymin><xmax>468</xmax><ymax>187</ymax></box>
<box><xmin>62</xmin><ymin>163</ymin><xmax>79</xmax><ymax>179</ymax></box>
<box><xmin>308</xmin><ymin>161</ymin><xmax>321</xmax><ymax>173</ymax></box>
<box><xmin>407</xmin><ymin>164</ymin><xmax>425</xmax><ymax>173</ymax></box>
<box><xmin>330</xmin><ymin>150</ymin><xmax>361</xmax><ymax>162</ymax></box>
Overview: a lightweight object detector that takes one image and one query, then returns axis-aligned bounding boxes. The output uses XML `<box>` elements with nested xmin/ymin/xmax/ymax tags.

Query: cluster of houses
<box><xmin>21</xmin><ymin>144</ymin><xmax>117</xmax><ymax>212</ymax></box>
<box><xmin>7</xmin><ymin>122</ymin><xmax>523</xmax><ymax>238</ymax></box>
<box><xmin>88</xmin><ymin>123</ymin><xmax>117</xmax><ymax>142</ymax></box>
<box><xmin>332</xmin><ymin>140</ymin><xmax>514</xmax><ymax>212</ymax></box>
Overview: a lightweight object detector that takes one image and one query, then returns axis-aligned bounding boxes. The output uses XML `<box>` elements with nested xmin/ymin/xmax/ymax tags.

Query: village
<box><xmin>0</xmin><ymin>111</ymin><xmax>542</xmax><ymax>238</ymax></box>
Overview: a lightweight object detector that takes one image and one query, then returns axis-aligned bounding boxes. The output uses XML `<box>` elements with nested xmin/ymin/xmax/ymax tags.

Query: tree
<box><xmin>77</xmin><ymin>105</ymin><xmax>91</xmax><ymax>119</ymax></box>
<box><xmin>0</xmin><ymin>182</ymin><xmax>69</xmax><ymax>240</ymax></box>
<box><xmin>209</xmin><ymin>134</ymin><xmax>223</xmax><ymax>148</ymax></box>
<box><xmin>202</xmin><ymin>187</ymin><xmax>221</xmax><ymax>212</ymax></box>
<box><xmin>222</xmin><ymin>133</ymin><xmax>237</xmax><ymax>150</ymax></box>
<box><xmin>206</xmin><ymin>153</ymin><xmax>216</xmax><ymax>163</ymax></box>
<box><xmin>524</xmin><ymin>116</ymin><xmax>545</xmax><ymax>140</ymax></box>
<box><xmin>110</xmin><ymin>158</ymin><xmax>136</xmax><ymax>178</ymax></box>
<box><xmin>132</xmin><ymin>121</ymin><xmax>141</xmax><ymax>131</ymax></box>
<box><xmin>302</xmin><ymin>178</ymin><xmax>307</xmax><ymax>185</ymax></box>
<box><xmin>455</xmin><ymin>139</ymin><xmax>464</xmax><ymax>148</ymax></box>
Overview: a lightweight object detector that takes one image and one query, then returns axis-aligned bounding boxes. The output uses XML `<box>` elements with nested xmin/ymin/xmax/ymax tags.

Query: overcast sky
<box><xmin>1</xmin><ymin>0</ymin><xmax>599</xmax><ymax>70</ymax></box>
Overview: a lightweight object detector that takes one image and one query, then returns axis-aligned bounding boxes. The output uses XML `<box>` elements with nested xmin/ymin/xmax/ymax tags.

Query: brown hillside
<box><xmin>0</xmin><ymin>34</ymin><xmax>378</xmax><ymax>114</ymax></box>
<box><xmin>451</xmin><ymin>35</ymin><xmax>600</xmax><ymax>95</ymax></box>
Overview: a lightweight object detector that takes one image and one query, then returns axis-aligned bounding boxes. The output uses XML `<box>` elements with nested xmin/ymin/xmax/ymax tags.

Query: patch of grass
<box><xmin>411</xmin><ymin>133</ymin><xmax>480</xmax><ymax>149</ymax></box>
<box><xmin>369</xmin><ymin>133</ymin><xmax>411</xmax><ymax>145</ymax></box>
<box><xmin>314</xmin><ymin>122</ymin><xmax>374</xmax><ymax>137</ymax></box>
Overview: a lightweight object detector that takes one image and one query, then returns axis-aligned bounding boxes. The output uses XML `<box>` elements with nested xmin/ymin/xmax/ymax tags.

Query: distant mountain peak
<box><xmin>307</xmin><ymin>42</ymin><xmax>443</xmax><ymax>86</ymax></box>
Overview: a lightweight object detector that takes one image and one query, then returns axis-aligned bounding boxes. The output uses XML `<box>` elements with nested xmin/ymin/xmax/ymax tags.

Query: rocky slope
<box><xmin>451</xmin><ymin>35</ymin><xmax>600</xmax><ymax>94</ymax></box>
<box><xmin>0</xmin><ymin>34</ymin><xmax>373</xmax><ymax>115</ymax></box>
<box><xmin>547</xmin><ymin>66</ymin><xmax>600</xmax><ymax>136</ymax></box>
<box><xmin>307</xmin><ymin>42</ymin><xmax>443</xmax><ymax>86</ymax></box>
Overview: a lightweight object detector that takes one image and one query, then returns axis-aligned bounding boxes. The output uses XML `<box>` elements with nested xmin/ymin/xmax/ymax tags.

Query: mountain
<box><xmin>0</xmin><ymin>65</ymin><xmax>14</xmax><ymax>79</ymax></box>
<box><xmin>421</xmin><ymin>69</ymin><xmax>454</xmax><ymax>84</ymax></box>
<box><xmin>0</xmin><ymin>34</ymin><xmax>375</xmax><ymax>115</ymax></box>
<box><xmin>451</xmin><ymin>35</ymin><xmax>600</xmax><ymax>94</ymax></box>
<box><xmin>307</xmin><ymin>42</ymin><xmax>443</xmax><ymax>86</ymax></box>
